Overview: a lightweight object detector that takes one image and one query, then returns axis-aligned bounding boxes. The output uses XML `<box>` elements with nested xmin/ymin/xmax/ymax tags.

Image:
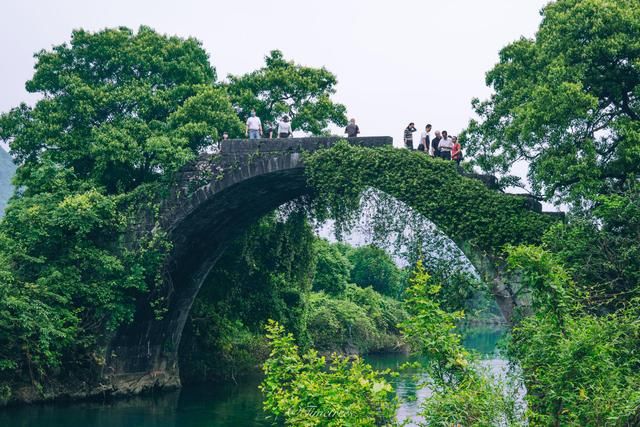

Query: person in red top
<box><xmin>451</xmin><ymin>136</ymin><xmax>462</xmax><ymax>166</ymax></box>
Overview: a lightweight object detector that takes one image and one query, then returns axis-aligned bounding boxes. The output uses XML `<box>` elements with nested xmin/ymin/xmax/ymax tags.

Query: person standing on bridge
<box><xmin>431</xmin><ymin>130</ymin><xmax>442</xmax><ymax>157</ymax></box>
<box><xmin>246</xmin><ymin>110</ymin><xmax>262</xmax><ymax>139</ymax></box>
<box><xmin>277</xmin><ymin>116</ymin><xmax>293</xmax><ymax>138</ymax></box>
<box><xmin>345</xmin><ymin>118</ymin><xmax>360</xmax><ymax>138</ymax></box>
<box><xmin>263</xmin><ymin>121</ymin><xmax>274</xmax><ymax>139</ymax></box>
<box><xmin>418</xmin><ymin>124</ymin><xmax>432</xmax><ymax>153</ymax></box>
<box><xmin>404</xmin><ymin>122</ymin><xmax>416</xmax><ymax>149</ymax></box>
<box><xmin>438</xmin><ymin>130</ymin><xmax>454</xmax><ymax>160</ymax></box>
<box><xmin>451</xmin><ymin>136</ymin><xmax>462</xmax><ymax>166</ymax></box>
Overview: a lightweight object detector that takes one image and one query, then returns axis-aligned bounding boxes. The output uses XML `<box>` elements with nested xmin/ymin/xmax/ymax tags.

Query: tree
<box><xmin>506</xmin><ymin>245</ymin><xmax>640</xmax><ymax>426</ymax></box>
<box><xmin>541</xmin><ymin>191</ymin><xmax>640</xmax><ymax>310</ymax></box>
<box><xmin>0</xmin><ymin>26</ymin><xmax>242</xmax><ymax>195</ymax></box>
<box><xmin>226</xmin><ymin>50</ymin><xmax>348</xmax><ymax>135</ymax></box>
<box><xmin>0</xmin><ymin>26</ymin><xmax>242</xmax><ymax>385</ymax></box>
<box><xmin>348</xmin><ymin>245</ymin><xmax>402</xmax><ymax>297</ymax></box>
<box><xmin>311</xmin><ymin>239</ymin><xmax>351</xmax><ymax>295</ymax></box>
<box><xmin>463</xmin><ymin>0</ymin><xmax>640</xmax><ymax>204</ymax></box>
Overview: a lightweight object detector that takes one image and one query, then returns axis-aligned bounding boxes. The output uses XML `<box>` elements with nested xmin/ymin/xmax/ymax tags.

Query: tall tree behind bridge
<box><xmin>463</xmin><ymin>0</ymin><xmax>640</xmax><ymax>205</ymax></box>
<box><xmin>226</xmin><ymin>50</ymin><xmax>348</xmax><ymax>135</ymax></box>
<box><xmin>0</xmin><ymin>26</ymin><xmax>243</xmax><ymax>196</ymax></box>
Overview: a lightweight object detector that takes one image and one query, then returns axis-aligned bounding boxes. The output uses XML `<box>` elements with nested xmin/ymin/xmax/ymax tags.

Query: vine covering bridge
<box><xmin>103</xmin><ymin>136</ymin><xmax>558</xmax><ymax>396</ymax></box>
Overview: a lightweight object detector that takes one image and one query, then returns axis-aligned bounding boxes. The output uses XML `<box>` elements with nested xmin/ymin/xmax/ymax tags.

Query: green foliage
<box><xmin>179</xmin><ymin>307</ymin><xmax>268</xmax><ymax>383</ymax></box>
<box><xmin>179</xmin><ymin>212</ymin><xmax>316</xmax><ymax>382</ymax></box>
<box><xmin>304</xmin><ymin>141</ymin><xmax>557</xmax><ymax>254</ymax></box>
<box><xmin>463</xmin><ymin>0</ymin><xmax>640</xmax><ymax>203</ymax></box>
<box><xmin>0</xmin><ymin>26</ymin><xmax>241</xmax><ymax>195</ymax></box>
<box><xmin>507</xmin><ymin>245</ymin><xmax>577</xmax><ymax>320</ymax></box>
<box><xmin>263</xmin><ymin>263</ymin><xmax>518</xmax><ymax>427</ymax></box>
<box><xmin>0</xmin><ymin>187</ymin><xmax>168</xmax><ymax>381</ymax></box>
<box><xmin>347</xmin><ymin>245</ymin><xmax>403</xmax><ymax>298</ymax></box>
<box><xmin>307</xmin><ymin>284</ymin><xmax>406</xmax><ymax>354</ymax></box>
<box><xmin>311</xmin><ymin>238</ymin><xmax>351</xmax><ymax>295</ymax></box>
<box><xmin>420</xmin><ymin>372</ymin><xmax>519</xmax><ymax>427</ymax></box>
<box><xmin>399</xmin><ymin>261</ymin><xmax>519</xmax><ymax>426</ymax></box>
<box><xmin>541</xmin><ymin>191</ymin><xmax>640</xmax><ymax>310</ymax></box>
<box><xmin>261</xmin><ymin>320</ymin><xmax>397</xmax><ymax>427</ymax></box>
<box><xmin>2</xmin><ymin>191</ymin><xmax>146</xmax><ymax>330</ymax></box>
<box><xmin>461</xmin><ymin>3</ymin><xmax>640</xmax><ymax>422</ymax></box>
<box><xmin>423</xmin><ymin>261</ymin><xmax>493</xmax><ymax>319</ymax></box>
<box><xmin>226</xmin><ymin>50</ymin><xmax>348</xmax><ymax>135</ymax></box>
<box><xmin>505</xmin><ymin>245</ymin><xmax>640</xmax><ymax>426</ymax></box>
<box><xmin>0</xmin><ymin>26</ymin><xmax>234</xmax><ymax>385</ymax></box>
<box><xmin>0</xmin><ymin>258</ymin><xmax>76</xmax><ymax>378</ymax></box>
<box><xmin>180</xmin><ymin>215</ymin><xmax>412</xmax><ymax>383</ymax></box>
<box><xmin>399</xmin><ymin>261</ymin><xmax>472</xmax><ymax>386</ymax></box>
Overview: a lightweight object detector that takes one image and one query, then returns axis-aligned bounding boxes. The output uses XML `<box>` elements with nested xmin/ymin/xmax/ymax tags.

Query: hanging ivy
<box><xmin>304</xmin><ymin>141</ymin><xmax>559</xmax><ymax>256</ymax></box>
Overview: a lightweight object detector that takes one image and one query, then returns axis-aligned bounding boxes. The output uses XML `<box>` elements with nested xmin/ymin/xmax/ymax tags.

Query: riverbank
<box><xmin>0</xmin><ymin>327</ymin><xmax>507</xmax><ymax>426</ymax></box>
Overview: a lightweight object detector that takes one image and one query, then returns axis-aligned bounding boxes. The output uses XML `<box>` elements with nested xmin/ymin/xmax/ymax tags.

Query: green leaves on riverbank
<box><xmin>261</xmin><ymin>262</ymin><xmax>519</xmax><ymax>427</ymax></box>
<box><xmin>261</xmin><ymin>320</ymin><xmax>397</xmax><ymax>427</ymax></box>
<box><xmin>505</xmin><ymin>245</ymin><xmax>640</xmax><ymax>426</ymax></box>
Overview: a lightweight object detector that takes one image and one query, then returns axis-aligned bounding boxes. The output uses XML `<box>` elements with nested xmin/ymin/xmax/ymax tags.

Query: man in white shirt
<box><xmin>437</xmin><ymin>130</ymin><xmax>454</xmax><ymax>160</ymax></box>
<box><xmin>246</xmin><ymin>110</ymin><xmax>262</xmax><ymax>139</ymax></box>
<box><xmin>419</xmin><ymin>124</ymin><xmax>432</xmax><ymax>153</ymax></box>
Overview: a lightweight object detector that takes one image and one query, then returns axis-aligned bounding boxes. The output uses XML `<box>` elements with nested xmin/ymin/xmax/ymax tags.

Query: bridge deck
<box><xmin>215</xmin><ymin>136</ymin><xmax>392</xmax><ymax>160</ymax></box>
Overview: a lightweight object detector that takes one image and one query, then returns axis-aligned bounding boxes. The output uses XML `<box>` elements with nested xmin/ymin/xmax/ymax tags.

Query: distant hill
<box><xmin>0</xmin><ymin>147</ymin><xmax>16</xmax><ymax>216</ymax></box>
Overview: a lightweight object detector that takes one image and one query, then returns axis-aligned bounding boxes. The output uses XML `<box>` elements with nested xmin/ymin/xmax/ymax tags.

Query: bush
<box><xmin>347</xmin><ymin>245</ymin><xmax>402</xmax><ymax>298</ymax></box>
<box><xmin>311</xmin><ymin>239</ymin><xmax>351</xmax><ymax>295</ymax></box>
<box><xmin>307</xmin><ymin>285</ymin><xmax>406</xmax><ymax>354</ymax></box>
<box><xmin>506</xmin><ymin>245</ymin><xmax>640</xmax><ymax>426</ymax></box>
<box><xmin>261</xmin><ymin>320</ymin><xmax>397</xmax><ymax>427</ymax></box>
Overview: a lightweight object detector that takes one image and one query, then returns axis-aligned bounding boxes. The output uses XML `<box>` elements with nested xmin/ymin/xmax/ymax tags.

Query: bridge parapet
<box><xmin>160</xmin><ymin>136</ymin><xmax>391</xmax><ymax>229</ymax></box>
<box><xmin>183</xmin><ymin>136</ymin><xmax>391</xmax><ymax>172</ymax></box>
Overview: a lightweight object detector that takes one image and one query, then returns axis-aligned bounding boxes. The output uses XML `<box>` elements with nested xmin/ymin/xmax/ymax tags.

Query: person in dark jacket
<box><xmin>431</xmin><ymin>130</ymin><xmax>442</xmax><ymax>157</ymax></box>
<box><xmin>345</xmin><ymin>118</ymin><xmax>360</xmax><ymax>137</ymax></box>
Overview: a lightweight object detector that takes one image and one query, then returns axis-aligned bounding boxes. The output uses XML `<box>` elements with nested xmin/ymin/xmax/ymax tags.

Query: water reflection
<box><xmin>365</xmin><ymin>325</ymin><xmax>507</xmax><ymax>426</ymax></box>
<box><xmin>0</xmin><ymin>327</ymin><xmax>507</xmax><ymax>427</ymax></box>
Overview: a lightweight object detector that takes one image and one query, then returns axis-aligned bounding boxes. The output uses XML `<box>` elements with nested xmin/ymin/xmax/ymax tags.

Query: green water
<box><xmin>0</xmin><ymin>327</ymin><xmax>506</xmax><ymax>427</ymax></box>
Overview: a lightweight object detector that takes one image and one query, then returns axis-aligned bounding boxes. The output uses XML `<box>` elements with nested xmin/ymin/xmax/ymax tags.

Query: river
<box><xmin>0</xmin><ymin>327</ymin><xmax>507</xmax><ymax>427</ymax></box>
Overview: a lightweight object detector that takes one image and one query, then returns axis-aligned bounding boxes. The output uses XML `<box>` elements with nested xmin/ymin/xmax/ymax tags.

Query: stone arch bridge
<box><xmin>103</xmin><ymin>137</ymin><xmax>558</xmax><ymax>395</ymax></box>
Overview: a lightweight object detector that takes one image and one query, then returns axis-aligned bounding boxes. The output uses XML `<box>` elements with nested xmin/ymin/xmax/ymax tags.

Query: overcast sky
<box><xmin>1</xmin><ymin>0</ymin><xmax>551</xmax><ymax>186</ymax></box>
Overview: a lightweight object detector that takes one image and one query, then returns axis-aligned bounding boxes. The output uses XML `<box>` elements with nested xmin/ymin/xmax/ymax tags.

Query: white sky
<box><xmin>1</xmin><ymin>0</ymin><xmax>551</xmax><ymax>188</ymax></box>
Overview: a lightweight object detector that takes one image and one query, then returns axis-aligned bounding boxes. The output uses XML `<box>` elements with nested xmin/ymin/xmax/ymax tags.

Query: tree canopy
<box><xmin>0</xmin><ymin>26</ymin><xmax>243</xmax><ymax>195</ymax></box>
<box><xmin>311</xmin><ymin>238</ymin><xmax>352</xmax><ymax>295</ymax></box>
<box><xmin>226</xmin><ymin>50</ymin><xmax>348</xmax><ymax>135</ymax></box>
<box><xmin>463</xmin><ymin>0</ymin><xmax>640</xmax><ymax>204</ymax></box>
<box><xmin>347</xmin><ymin>244</ymin><xmax>402</xmax><ymax>298</ymax></box>
<box><xmin>0</xmin><ymin>26</ymin><xmax>356</xmax><ymax>390</ymax></box>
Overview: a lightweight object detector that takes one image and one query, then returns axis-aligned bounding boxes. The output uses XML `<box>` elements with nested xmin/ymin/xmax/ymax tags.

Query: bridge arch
<box><xmin>104</xmin><ymin>137</ymin><xmax>558</xmax><ymax>395</ymax></box>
